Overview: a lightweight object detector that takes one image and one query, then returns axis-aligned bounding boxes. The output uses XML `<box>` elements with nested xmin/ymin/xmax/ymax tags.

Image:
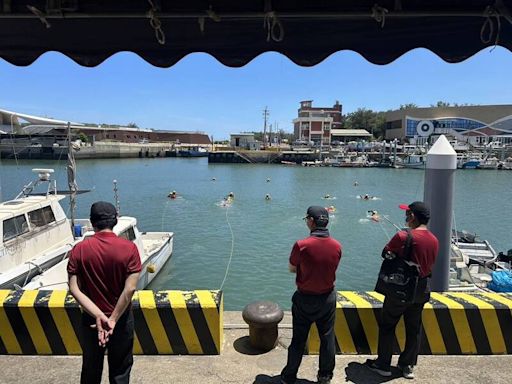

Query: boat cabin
<box><xmin>0</xmin><ymin>195</ymin><xmax>75</xmax><ymax>288</ymax></box>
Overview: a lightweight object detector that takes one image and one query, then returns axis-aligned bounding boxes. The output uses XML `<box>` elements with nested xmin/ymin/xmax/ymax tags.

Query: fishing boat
<box><xmin>0</xmin><ymin>169</ymin><xmax>76</xmax><ymax>289</ymax></box>
<box><xmin>178</xmin><ymin>146</ymin><xmax>208</xmax><ymax>157</ymax></box>
<box><xmin>450</xmin><ymin>230</ymin><xmax>510</xmax><ymax>291</ymax></box>
<box><xmin>400</xmin><ymin>154</ymin><xmax>427</xmax><ymax>169</ymax></box>
<box><xmin>497</xmin><ymin>157</ymin><xmax>512</xmax><ymax>170</ymax></box>
<box><xmin>25</xmin><ymin>216</ymin><xmax>173</xmax><ymax>290</ymax></box>
<box><xmin>457</xmin><ymin>154</ymin><xmax>481</xmax><ymax>169</ymax></box>
<box><xmin>5</xmin><ymin>125</ymin><xmax>174</xmax><ymax>290</ymax></box>
<box><xmin>477</xmin><ymin>156</ymin><xmax>500</xmax><ymax>170</ymax></box>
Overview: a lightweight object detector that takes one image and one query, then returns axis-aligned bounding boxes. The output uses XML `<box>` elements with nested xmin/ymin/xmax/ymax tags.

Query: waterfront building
<box><xmin>230</xmin><ymin>133</ymin><xmax>259</xmax><ymax>150</ymax></box>
<box><xmin>384</xmin><ymin>105</ymin><xmax>512</xmax><ymax>147</ymax></box>
<box><xmin>0</xmin><ymin>108</ymin><xmax>211</xmax><ymax>146</ymax></box>
<box><xmin>293</xmin><ymin>100</ymin><xmax>371</xmax><ymax>145</ymax></box>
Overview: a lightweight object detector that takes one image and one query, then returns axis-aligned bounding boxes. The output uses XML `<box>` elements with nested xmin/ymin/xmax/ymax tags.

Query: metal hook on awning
<box><xmin>146</xmin><ymin>0</ymin><xmax>166</xmax><ymax>45</ymax></box>
<box><xmin>26</xmin><ymin>5</ymin><xmax>51</xmax><ymax>29</ymax></box>
<box><xmin>371</xmin><ymin>4</ymin><xmax>389</xmax><ymax>28</ymax></box>
<box><xmin>263</xmin><ymin>0</ymin><xmax>284</xmax><ymax>42</ymax></box>
<box><xmin>481</xmin><ymin>0</ymin><xmax>512</xmax><ymax>49</ymax></box>
<box><xmin>495</xmin><ymin>0</ymin><xmax>512</xmax><ymax>24</ymax></box>
<box><xmin>198</xmin><ymin>6</ymin><xmax>221</xmax><ymax>34</ymax></box>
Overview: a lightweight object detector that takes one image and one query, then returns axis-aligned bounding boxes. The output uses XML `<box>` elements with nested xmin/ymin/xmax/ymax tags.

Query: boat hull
<box><xmin>137</xmin><ymin>232</ymin><xmax>174</xmax><ymax>289</ymax></box>
<box><xmin>0</xmin><ymin>244</ymin><xmax>72</xmax><ymax>289</ymax></box>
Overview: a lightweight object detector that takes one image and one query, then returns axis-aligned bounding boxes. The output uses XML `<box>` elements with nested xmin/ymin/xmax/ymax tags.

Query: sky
<box><xmin>1</xmin><ymin>47</ymin><xmax>511</xmax><ymax>140</ymax></box>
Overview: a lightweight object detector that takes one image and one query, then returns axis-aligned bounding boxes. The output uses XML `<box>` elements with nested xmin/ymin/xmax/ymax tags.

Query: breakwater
<box><xmin>0</xmin><ymin>142</ymin><xmax>172</xmax><ymax>160</ymax></box>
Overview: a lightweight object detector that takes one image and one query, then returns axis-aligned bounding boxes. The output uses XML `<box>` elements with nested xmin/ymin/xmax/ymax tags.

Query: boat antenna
<box><xmin>113</xmin><ymin>179</ymin><xmax>120</xmax><ymax>216</ymax></box>
<box><xmin>67</xmin><ymin>122</ymin><xmax>78</xmax><ymax>230</ymax></box>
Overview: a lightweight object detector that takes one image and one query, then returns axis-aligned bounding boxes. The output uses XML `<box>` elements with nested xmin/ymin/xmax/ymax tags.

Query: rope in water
<box><xmin>219</xmin><ymin>204</ymin><xmax>235</xmax><ymax>290</ymax></box>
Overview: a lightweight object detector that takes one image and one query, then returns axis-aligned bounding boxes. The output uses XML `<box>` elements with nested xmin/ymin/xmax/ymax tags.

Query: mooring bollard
<box><xmin>242</xmin><ymin>301</ymin><xmax>284</xmax><ymax>351</ymax></box>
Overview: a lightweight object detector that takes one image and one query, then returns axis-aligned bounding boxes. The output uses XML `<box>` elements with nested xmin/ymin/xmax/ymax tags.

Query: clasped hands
<box><xmin>90</xmin><ymin>313</ymin><xmax>117</xmax><ymax>347</ymax></box>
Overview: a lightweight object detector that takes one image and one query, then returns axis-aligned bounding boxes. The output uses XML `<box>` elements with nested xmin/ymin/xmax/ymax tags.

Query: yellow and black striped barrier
<box><xmin>0</xmin><ymin>290</ymin><xmax>223</xmax><ymax>355</ymax></box>
<box><xmin>308</xmin><ymin>291</ymin><xmax>512</xmax><ymax>355</ymax></box>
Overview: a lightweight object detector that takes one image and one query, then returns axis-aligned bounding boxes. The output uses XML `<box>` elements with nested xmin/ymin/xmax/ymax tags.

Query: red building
<box><xmin>293</xmin><ymin>100</ymin><xmax>343</xmax><ymax>145</ymax></box>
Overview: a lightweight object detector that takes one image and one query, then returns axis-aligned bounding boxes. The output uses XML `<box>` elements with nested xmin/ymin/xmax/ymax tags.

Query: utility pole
<box><xmin>262</xmin><ymin>106</ymin><xmax>269</xmax><ymax>150</ymax></box>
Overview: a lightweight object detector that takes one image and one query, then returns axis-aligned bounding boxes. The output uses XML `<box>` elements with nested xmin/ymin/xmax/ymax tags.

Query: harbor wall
<box><xmin>0</xmin><ymin>290</ymin><xmax>223</xmax><ymax>355</ymax></box>
<box><xmin>308</xmin><ymin>291</ymin><xmax>512</xmax><ymax>355</ymax></box>
<box><xmin>208</xmin><ymin>150</ymin><xmax>320</xmax><ymax>164</ymax></box>
<box><xmin>0</xmin><ymin>142</ymin><xmax>172</xmax><ymax>160</ymax></box>
<box><xmin>2</xmin><ymin>289</ymin><xmax>511</xmax><ymax>356</ymax></box>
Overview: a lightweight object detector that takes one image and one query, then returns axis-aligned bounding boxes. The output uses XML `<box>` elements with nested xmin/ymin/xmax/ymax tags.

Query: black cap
<box><xmin>305</xmin><ymin>206</ymin><xmax>329</xmax><ymax>227</ymax></box>
<box><xmin>399</xmin><ymin>201</ymin><xmax>430</xmax><ymax>221</ymax></box>
<box><xmin>90</xmin><ymin>201</ymin><xmax>117</xmax><ymax>225</ymax></box>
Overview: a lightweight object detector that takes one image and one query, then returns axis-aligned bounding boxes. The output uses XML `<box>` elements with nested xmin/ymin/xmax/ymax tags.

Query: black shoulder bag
<box><xmin>375</xmin><ymin>229</ymin><xmax>420</xmax><ymax>304</ymax></box>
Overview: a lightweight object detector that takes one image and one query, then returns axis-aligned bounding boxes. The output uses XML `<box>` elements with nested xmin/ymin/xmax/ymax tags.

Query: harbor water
<box><xmin>1</xmin><ymin>158</ymin><xmax>510</xmax><ymax>309</ymax></box>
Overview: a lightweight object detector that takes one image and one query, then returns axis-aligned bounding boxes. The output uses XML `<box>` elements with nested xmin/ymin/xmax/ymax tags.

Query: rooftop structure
<box><xmin>385</xmin><ymin>105</ymin><xmax>512</xmax><ymax>147</ymax></box>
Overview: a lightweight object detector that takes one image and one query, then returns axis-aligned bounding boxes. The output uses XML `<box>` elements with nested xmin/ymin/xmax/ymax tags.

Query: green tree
<box><xmin>373</xmin><ymin>111</ymin><xmax>388</xmax><ymax>140</ymax></box>
<box><xmin>127</xmin><ymin>122</ymin><xmax>139</xmax><ymax>128</ymax></box>
<box><xmin>77</xmin><ymin>132</ymin><xmax>88</xmax><ymax>143</ymax></box>
<box><xmin>399</xmin><ymin>103</ymin><xmax>418</xmax><ymax>110</ymax></box>
<box><xmin>345</xmin><ymin>108</ymin><xmax>382</xmax><ymax>138</ymax></box>
<box><xmin>431</xmin><ymin>101</ymin><xmax>451</xmax><ymax>108</ymax></box>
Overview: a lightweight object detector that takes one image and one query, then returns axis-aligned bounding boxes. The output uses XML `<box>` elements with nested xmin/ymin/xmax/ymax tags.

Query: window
<box><xmin>28</xmin><ymin>209</ymin><xmax>45</xmax><ymax>227</ymax></box>
<box><xmin>42</xmin><ymin>206</ymin><xmax>56</xmax><ymax>224</ymax></box>
<box><xmin>3</xmin><ymin>214</ymin><xmax>29</xmax><ymax>242</ymax></box>
<box><xmin>28</xmin><ymin>206</ymin><xmax>56</xmax><ymax>228</ymax></box>
<box><xmin>119</xmin><ymin>227</ymin><xmax>136</xmax><ymax>242</ymax></box>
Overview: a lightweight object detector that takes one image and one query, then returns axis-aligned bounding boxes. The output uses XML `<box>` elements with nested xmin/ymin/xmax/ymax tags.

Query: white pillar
<box><xmin>424</xmin><ymin>135</ymin><xmax>457</xmax><ymax>291</ymax></box>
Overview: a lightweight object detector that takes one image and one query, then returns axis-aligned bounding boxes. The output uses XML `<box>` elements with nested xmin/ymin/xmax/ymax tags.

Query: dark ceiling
<box><xmin>0</xmin><ymin>0</ymin><xmax>511</xmax><ymax>67</ymax></box>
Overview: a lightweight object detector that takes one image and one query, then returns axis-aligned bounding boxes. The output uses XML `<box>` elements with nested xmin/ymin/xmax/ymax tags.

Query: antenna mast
<box><xmin>262</xmin><ymin>107</ymin><xmax>269</xmax><ymax>149</ymax></box>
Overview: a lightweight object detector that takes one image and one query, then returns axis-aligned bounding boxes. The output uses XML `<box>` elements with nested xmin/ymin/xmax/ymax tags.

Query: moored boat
<box><xmin>178</xmin><ymin>146</ymin><xmax>208</xmax><ymax>157</ymax></box>
<box><xmin>0</xmin><ymin>169</ymin><xmax>76</xmax><ymax>289</ymax></box>
<box><xmin>25</xmin><ymin>216</ymin><xmax>173</xmax><ymax>290</ymax></box>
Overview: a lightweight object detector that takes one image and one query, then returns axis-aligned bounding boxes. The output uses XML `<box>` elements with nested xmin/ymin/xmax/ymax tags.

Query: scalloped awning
<box><xmin>0</xmin><ymin>0</ymin><xmax>511</xmax><ymax>67</ymax></box>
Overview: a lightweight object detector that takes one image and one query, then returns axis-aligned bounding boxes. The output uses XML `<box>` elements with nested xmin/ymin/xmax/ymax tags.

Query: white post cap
<box><xmin>426</xmin><ymin>135</ymin><xmax>457</xmax><ymax>169</ymax></box>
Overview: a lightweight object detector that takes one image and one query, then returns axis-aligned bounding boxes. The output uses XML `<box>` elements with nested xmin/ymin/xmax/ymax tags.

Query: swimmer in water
<box><xmin>266</xmin><ymin>178</ymin><xmax>271</xmax><ymax>183</ymax></box>
<box><xmin>265</xmin><ymin>194</ymin><xmax>272</xmax><ymax>200</ymax></box>
<box><xmin>368</xmin><ymin>210</ymin><xmax>380</xmax><ymax>222</ymax></box>
<box><xmin>326</xmin><ymin>205</ymin><xmax>336</xmax><ymax>213</ymax></box>
<box><xmin>354</xmin><ymin>181</ymin><xmax>359</xmax><ymax>186</ymax></box>
<box><xmin>168</xmin><ymin>190</ymin><xmax>177</xmax><ymax>199</ymax></box>
<box><xmin>324</xmin><ymin>194</ymin><xmax>331</xmax><ymax>199</ymax></box>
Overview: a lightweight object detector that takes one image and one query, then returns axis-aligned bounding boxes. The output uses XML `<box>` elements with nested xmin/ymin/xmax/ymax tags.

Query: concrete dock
<box><xmin>0</xmin><ymin>311</ymin><xmax>511</xmax><ymax>384</ymax></box>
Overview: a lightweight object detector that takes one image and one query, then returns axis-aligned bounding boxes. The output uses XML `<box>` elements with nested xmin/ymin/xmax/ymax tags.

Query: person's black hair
<box><xmin>92</xmin><ymin>217</ymin><xmax>118</xmax><ymax>231</ymax></box>
<box><xmin>314</xmin><ymin>218</ymin><xmax>329</xmax><ymax>228</ymax></box>
<box><xmin>414</xmin><ymin>214</ymin><xmax>429</xmax><ymax>225</ymax></box>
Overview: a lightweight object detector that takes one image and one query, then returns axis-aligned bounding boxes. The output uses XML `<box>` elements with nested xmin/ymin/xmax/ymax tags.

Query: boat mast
<box><xmin>113</xmin><ymin>179</ymin><xmax>120</xmax><ymax>216</ymax></box>
<box><xmin>67</xmin><ymin>122</ymin><xmax>78</xmax><ymax>229</ymax></box>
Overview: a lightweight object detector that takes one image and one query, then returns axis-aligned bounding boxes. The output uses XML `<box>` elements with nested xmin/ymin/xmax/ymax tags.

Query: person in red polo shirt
<box><xmin>281</xmin><ymin>206</ymin><xmax>342</xmax><ymax>384</ymax></box>
<box><xmin>366</xmin><ymin>201</ymin><xmax>439</xmax><ymax>380</ymax></box>
<box><xmin>68</xmin><ymin>201</ymin><xmax>141</xmax><ymax>384</ymax></box>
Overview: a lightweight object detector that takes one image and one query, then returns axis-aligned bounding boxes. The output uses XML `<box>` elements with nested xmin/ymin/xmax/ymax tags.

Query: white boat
<box><xmin>25</xmin><ymin>216</ymin><xmax>173</xmax><ymax>290</ymax></box>
<box><xmin>457</xmin><ymin>153</ymin><xmax>482</xmax><ymax>169</ymax></box>
<box><xmin>450</xmin><ymin>231</ymin><xmax>509</xmax><ymax>291</ymax></box>
<box><xmin>0</xmin><ymin>169</ymin><xmax>76</xmax><ymax>289</ymax></box>
<box><xmin>401</xmin><ymin>154</ymin><xmax>426</xmax><ymax>169</ymax></box>
<box><xmin>478</xmin><ymin>156</ymin><xmax>500</xmax><ymax>170</ymax></box>
<box><xmin>498</xmin><ymin>157</ymin><xmax>512</xmax><ymax>170</ymax></box>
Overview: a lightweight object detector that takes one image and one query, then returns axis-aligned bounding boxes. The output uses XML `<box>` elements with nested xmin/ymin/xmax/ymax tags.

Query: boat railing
<box><xmin>15</xmin><ymin>169</ymin><xmax>57</xmax><ymax>199</ymax></box>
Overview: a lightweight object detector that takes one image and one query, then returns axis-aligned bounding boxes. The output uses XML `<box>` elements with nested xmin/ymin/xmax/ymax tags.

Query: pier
<box><xmin>0</xmin><ymin>311</ymin><xmax>510</xmax><ymax>383</ymax></box>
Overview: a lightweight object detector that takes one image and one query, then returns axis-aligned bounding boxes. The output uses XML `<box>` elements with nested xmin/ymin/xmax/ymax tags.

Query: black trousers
<box><xmin>281</xmin><ymin>290</ymin><xmax>336</xmax><ymax>383</ymax></box>
<box><xmin>376</xmin><ymin>295</ymin><xmax>426</xmax><ymax>369</ymax></box>
<box><xmin>79</xmin><ymin>310</ymin><xmax>134</xmax><ymax>384</ymax></box>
